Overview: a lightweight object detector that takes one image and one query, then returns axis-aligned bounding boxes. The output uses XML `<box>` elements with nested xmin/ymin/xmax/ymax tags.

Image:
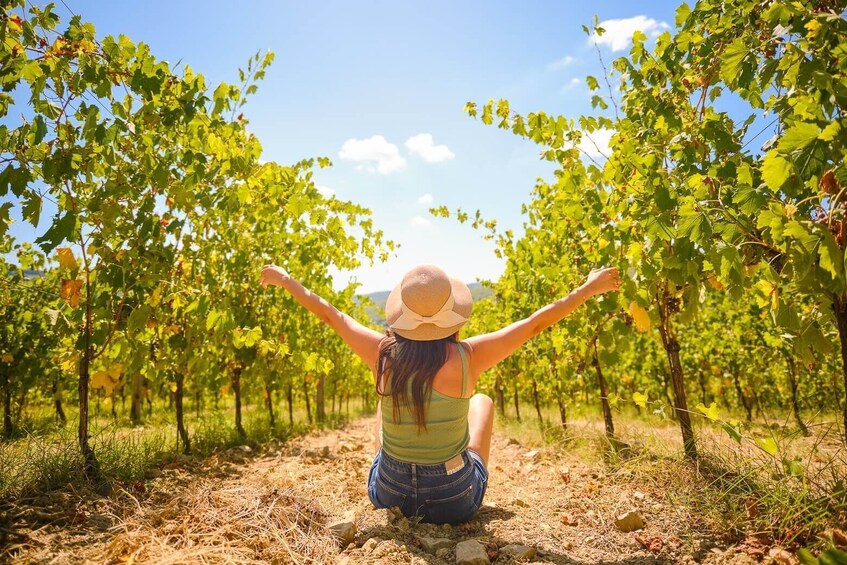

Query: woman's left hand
<box><xmin>260</xmin><ymin>264</ymin><xmax>291</xmax><ymax>289</ymax></box>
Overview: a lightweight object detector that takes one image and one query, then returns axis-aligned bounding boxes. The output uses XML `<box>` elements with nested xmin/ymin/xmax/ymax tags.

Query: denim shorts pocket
<box><xmin>424</xmin><ymin>484</ymin><xmax>476</xmax><ymax>525</ymax></box>
<box><xmin>372</xmin><ymin>475</ymin><xmax>407</xmax><ymax>510</ymax></box>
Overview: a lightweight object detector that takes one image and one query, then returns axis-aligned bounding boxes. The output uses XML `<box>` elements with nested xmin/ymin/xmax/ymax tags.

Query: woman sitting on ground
<box><xmin>260</xmin><ymin>263</ymin><xmax>620</xmax><ymax>524</ymax></box>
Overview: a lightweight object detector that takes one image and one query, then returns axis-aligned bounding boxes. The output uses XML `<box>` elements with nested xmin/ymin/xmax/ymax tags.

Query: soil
<box><xmin>2</xmin><ymin>418</ymin><xmax>788</xmax><ymax>564</ymax></box>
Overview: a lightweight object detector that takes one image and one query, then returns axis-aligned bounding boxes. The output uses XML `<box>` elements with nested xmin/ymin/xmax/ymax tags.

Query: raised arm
<box><xmin>260</xmin><ymin>265</ymin><xmax>383</xmax><ymax>371</ymax></box>
<box><xmin>465</xmin><ymin>267</ymin><xmax>621</xmax><ymax>374</ymax></box>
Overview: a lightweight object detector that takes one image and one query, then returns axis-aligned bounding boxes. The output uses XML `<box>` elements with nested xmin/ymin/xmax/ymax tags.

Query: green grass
<box><xmin>493</xmin><ymin>403</ymin><xmax>846</xmax><ymax>552</ymax></box>
<box><xmin>0</xmin><ymin>395</ymin><xmax>374</xmax><ymax>502</ymax></box>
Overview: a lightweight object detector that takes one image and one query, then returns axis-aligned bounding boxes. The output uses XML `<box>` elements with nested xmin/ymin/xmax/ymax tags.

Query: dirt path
<box><xmin>6</xmin><ymin>418</ymin><xmax>762</xmax><ymax>564</ymax></box>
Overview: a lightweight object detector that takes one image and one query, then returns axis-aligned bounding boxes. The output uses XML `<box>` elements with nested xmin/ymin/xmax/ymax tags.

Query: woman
<box><xmin>260</xmin><ymin>263</ymin><xmax>620</xmax><ymax>524</ymax></box>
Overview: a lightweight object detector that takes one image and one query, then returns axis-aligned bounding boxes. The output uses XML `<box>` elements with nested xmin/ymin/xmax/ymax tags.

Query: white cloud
<box><xmin>591</xmin><ymin>16</ymin><xmax>669</xmax><ymax>52</ymax></box>
<box><xmin>316</xmin><ymin>184</ymin><xmax>335</xmax><ymax>198</ymax></box>
<box><xmin>575</xmin><ymin>128</ymin><xmax>614</xmax><ymax>159</ymax></box>
<box><xmin>339</xmin><ymin>135</ymin><xmax>406</xmax><ymax>174</ymax></box>
<box><xmin>547</xmin><ymin>55</ymin><xmax>574</xmax><ymax>70</ymax></box>
<box><xmin>405</xmin><ymin>134</ymin><xmax>455</xmax><ymax>163</ymax></box>
<box><xmin>417</xmin><ymin>193</ymin><xmax>433</xmax><ymax>205</ymax></box>
<box><xmin>560</xmin><ymin>77</ymin><xmax>582</xmax><ymax>93</ymax></box>
<box><xmin>410</xmin><ymin>216</ymin><xmax>431</xmax><ymax>227</ymax></box>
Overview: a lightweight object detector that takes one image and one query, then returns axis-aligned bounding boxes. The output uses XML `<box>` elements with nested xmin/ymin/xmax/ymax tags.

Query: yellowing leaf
<box><xmin>60</xmin><ymin>279</ymin><xmax>83</xmax><ymax>308</ymax></box>
<box><xmin>756</xmin><ymin>437</ymin><xmax>779</xmax><ymax>456</ymax></box>
<box><xmin>169</xmin><ymin>382</ymin><xmax>177</xmax><ymax>393</ymax></box>
<box><xmin>632</xmin><ymin>392</ymin><xmax>648</xmax><ymax>408</ymax></box>
<box><xmin>147</xmin><ymin>285</ymin><xmax>163</xmax><ymax>307</ymax></box>
<box><xmin>629</xmin><ymin>302</ymin><xmax>650</xmax><ymax>332</ymax></box>
<box><xmin>91</xmin><ymin>370</ymin><xmax>119</xmax><ymax>394</ymax></box>
<box><xmin>1</xmin><ymin>354</ymin><xmax>13</xmax><ymax>363</ymax></box>
<box><xmin>56</xmin><ymin>247</ymin><xmax>78</xmax><ymax>270</ymax></box>
<box><xmin>8</xmin><ymin>17</ymin><xmax>22</xmax><ymax>33</ymax></box>
<box><xmin>706</xmin><ymin>274</ymin><xmax>723</xmax><ymax>290</ymax></box>
<box><xmin>696</xmin><ymin>401</ymin><xmax>719</xmax><ymax>421</ymax></box>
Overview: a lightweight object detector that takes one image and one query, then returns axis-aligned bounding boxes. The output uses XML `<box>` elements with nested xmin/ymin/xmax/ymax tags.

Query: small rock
<box><xmin>634</xmin><ymin>491</ymin><xmax>646</xmax><ymax>500</ymax></box>
<box><xmin>321</xmin><ymin>445</ymin><xmax>331</xmax><ymax>458</ymax></box>
<box><xmin>395</xmin><ymin>516</ymin><xmax>410</xmax><ymax>531</ymax></box>
<box><xmin>418</xmin><ymin>536</ymin><xmax>453</xmax><ymax>554</ymax></box>
<box><xmin>507</xmin><ymin>437</ymin><xmax>520</xmax><ymax>446</ymax></box>
<box><xmin>235</xmin><ymin>445</ymin><xmax>252</xmax><ymax>453</ymax></box>
<box><xmin>455</xmin><ymin>539</ymin><xmax>490</xmax><ymax>565</ymax></box>
<box><xmin>615</xmin><ymin>511</ymin><xmax>644</xmax><ymax>532</ymax></box>
<box><xmin>436</xmin><ymin>547</ymin><xmax>450</xmax><ymax>558</ymax></box>
<box><xmin>500</xmin><ymin>544</ymin><xmax>536</xmax><ymax>560</ymax></box>
<box><xmin>524</xmin><ymin>449</ymin><xmax>539</xmax><ymax>460</ymax></box>
<box><xmin>372</xmin><ymin>540</ymin><xmax>402</xmax><ymax>559</ymax></box>
<box><xmin>513</xmin><ymin>498</ymin><xmax>529</xmax><ymax>508</ymax></box>
<box><xmin>329</xmin><ymin>521</ymin><xmax>357</xmax><ymax>545</ymax></box>
<box><xmin>562</xmin><ymin>541</ymin><xmax>573</xmax><ymax>550</ymax></box>
<box><xmin>768</xmin><ymin>547</ymin><xmax>799</xmax><ymax>565</ymax></box>
<box><xmin>361</xmin><ymin>538</ymin><xmax>379</xmax><ymax>553</ymax></box>
<box><xmin>826</xmin><ymin>528</ymin><xmax>847</xmax><ymax>548</ymax></box>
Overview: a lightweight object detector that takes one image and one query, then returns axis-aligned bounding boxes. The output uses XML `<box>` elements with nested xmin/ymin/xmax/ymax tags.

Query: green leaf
<box><xmin>632</xmin><ymin>392</ymin><xmax>647</xmax><ymax>408</ymax></box>
<box><xmin>721</xmin><ymin>421</ymin><xmax>743</xmax><ymax>444</ymax></box>
<box><xmin>797</xmin><ymin>549</ymin><xmax>819</xmax><ymax>565</ymax></box>
<box><xmin>819</xmin><ymin>548</ymin><xmax>847</xmax><ymax>565</ymax></box>
<box><xmin>675</xmin><ymin>3</ymin><xmax>691</xmax><ymax>27</ymax></box>
<box><xmin>678</xmin><ymin>198</ymin><xmax>711</xmax><ymax>241</ymax></box>
<box><xmin>782</xmin><ymin>457</ymin><xmax>804</xmax><ymax>477</ymax></box>
<box><xmin>32</xmin><ymin>115</ymin><xmax>47</xmax><ymax>144</ymax></box>
<box><xmin>22</xmin><ymin>193</ymin><xmax>42</xmax><ymax>227</ymax></box>
<box><xmin>755</xmin><ymin>436</ymin><xmax>779</xmax><ymax>456</ymax></box>
<box><xmin>586</xmin><ymin>76</ymin><xmax>600</xmax><ymax>91</ymax></box>
<box><xmin>761</xmin><ymin>153</ymin><xmax>792</xmax><ymax>191</ymax></box>
<box><xmin>35</xmin><ymin>211</ymin><xmax>77</xmax><ymax>253</ymax></box>
<box><xmin>127</xmin><ymin>306</ymin><xmax>150</xmax><ymax>337</ymax></box>
<box><xmin>21</xmin><ymin>61</ymin><xmax>44</xmax><ymax>82</ymax></box>
<box><xmin>818</xmin><ymin>231</ymin><xmax>844</xmax><ymax>282</ymax></box>
<box><xmin>778</xmin><ymin>122</ymin><xmax>820</xmax><ymax>152</ymax></box>
<box><xmin>819</xmin><ymin>120</ymin><xmax>841</xmax><ymax>142</ymax></box>
<box><xmin>719</xmin><ymin>39</ymin><xmax>748</xmax><ymax>86</ymax></box>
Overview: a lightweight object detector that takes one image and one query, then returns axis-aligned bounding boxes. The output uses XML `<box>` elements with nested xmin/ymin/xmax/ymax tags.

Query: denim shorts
<box><xmin>367</xmin><ymin>448</ymin><xmax>488</xmax><ymax>525</ymax></box>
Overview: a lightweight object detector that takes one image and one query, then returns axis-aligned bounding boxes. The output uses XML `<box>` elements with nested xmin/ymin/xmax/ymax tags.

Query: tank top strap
<box><xmin>457</xmin><ymin>342</ymin><xmax>469</xmax><ymax>398</ymax></box>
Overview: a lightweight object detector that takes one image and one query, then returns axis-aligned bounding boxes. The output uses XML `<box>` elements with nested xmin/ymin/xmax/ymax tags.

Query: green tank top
<box><xmin>380</xmin><ymin>343</ymin><xmax>471</xmax><ymax>464</ymax></box>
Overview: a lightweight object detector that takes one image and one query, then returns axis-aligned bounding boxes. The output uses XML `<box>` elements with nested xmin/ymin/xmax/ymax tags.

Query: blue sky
<box><xmin>7</xmin><ymin>0</ymin><xmax>685</xmax><ymax>293</ymax></box>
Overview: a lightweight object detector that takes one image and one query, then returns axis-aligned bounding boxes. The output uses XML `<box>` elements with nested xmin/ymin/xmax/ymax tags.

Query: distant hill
<box><xmin>360</xmin><ymin>282</ymin><xmax>493</xmax><ymax>327</ymax></box>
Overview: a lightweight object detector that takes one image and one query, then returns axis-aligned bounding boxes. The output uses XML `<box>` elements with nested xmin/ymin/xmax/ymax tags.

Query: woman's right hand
<box><xmin>260</xmin><ymin>264</ymin><xmax>291</xmax><ymax>289</ymax></box>
<box><xmin>583</xmin><ymin>267</ymin><xmax>622</xmax><ymax>296</ymax></box>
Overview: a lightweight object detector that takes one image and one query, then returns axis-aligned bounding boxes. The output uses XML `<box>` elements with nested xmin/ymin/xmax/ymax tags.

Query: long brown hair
<box><xmin>376</xmin><ymin>329</ymin><xmax>457</xmax><ymax>430</ymax></box>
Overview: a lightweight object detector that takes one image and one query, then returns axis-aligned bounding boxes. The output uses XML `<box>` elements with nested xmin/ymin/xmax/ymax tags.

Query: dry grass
<box><xmin>4</xmin><ymin>410</ymin><xmax>845</xmax><ymax>564</ymax></box>
<box><xmin>102</xmin><ymin>478</ymin><xmax>336</xmax><ymax>564</ymax></box>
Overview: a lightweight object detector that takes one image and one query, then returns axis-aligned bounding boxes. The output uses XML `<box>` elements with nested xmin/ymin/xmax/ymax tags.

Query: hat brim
<box><xmin>385</xmin><ymin>277</ymin><xmax>472</xmax><ymax>341</ymax></box>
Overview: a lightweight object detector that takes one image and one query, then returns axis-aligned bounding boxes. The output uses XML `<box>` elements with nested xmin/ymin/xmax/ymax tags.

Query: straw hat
<box><xmin>385</xmin><ymin>265</ymin><xmax>473</xmax><ymax>341</ymax></box>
